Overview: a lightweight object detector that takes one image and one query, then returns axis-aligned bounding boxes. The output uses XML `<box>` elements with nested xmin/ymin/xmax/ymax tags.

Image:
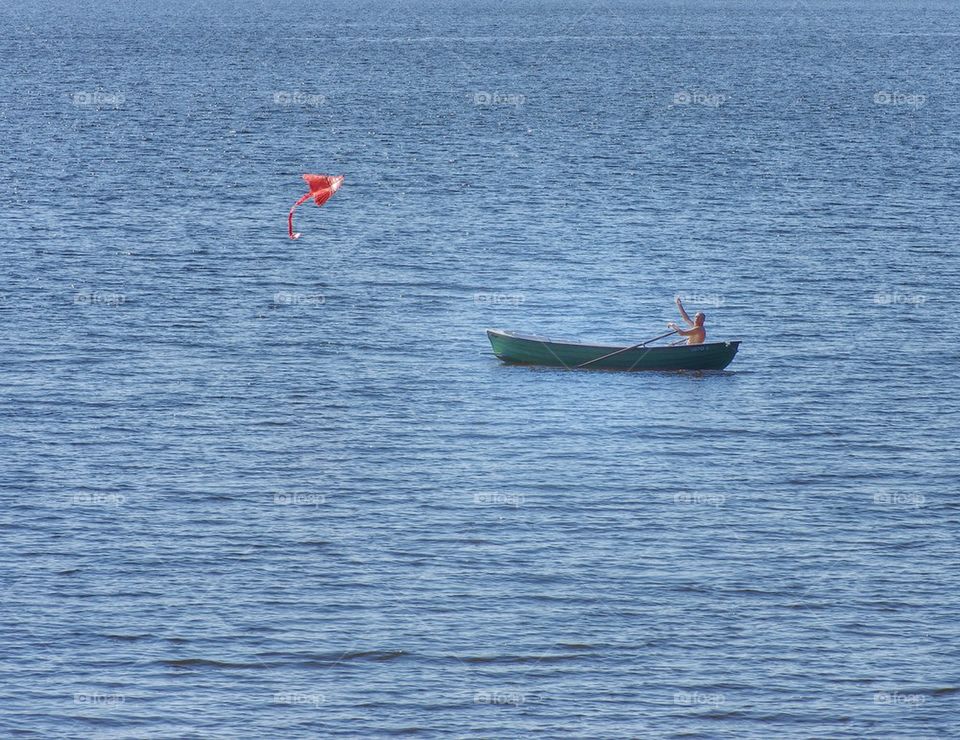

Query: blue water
<box><xmin>2</xmin><ymin>0</ymin><xmax>959</xmax><ymax>736</ymax></box>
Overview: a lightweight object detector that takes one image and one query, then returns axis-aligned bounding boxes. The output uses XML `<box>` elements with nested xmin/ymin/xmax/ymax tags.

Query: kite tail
<box><xmin>288</xmin><ymin>192</ymin><xmax>312</xmax><ymax>240</ymax></box>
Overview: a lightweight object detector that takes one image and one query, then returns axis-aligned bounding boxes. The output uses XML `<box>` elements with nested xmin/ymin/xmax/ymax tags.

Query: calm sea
<box><xmin>2</xmin><ymin>0</ymin><xmax>958</xmax><ymax>736</ymax></box>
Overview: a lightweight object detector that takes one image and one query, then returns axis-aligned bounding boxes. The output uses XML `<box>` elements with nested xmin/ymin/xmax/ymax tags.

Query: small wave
<box><xmin>700</xmin><ymin>709</ymin><xmax>747</xmax><ymax>720</ymax></box>
<box><xmin>932</xmin><ymin>686</ymin><xmax>959</xmax><ymax>696</ymax></box>
<box><xmin>300</xmin><ymin>649</ymin><xmax>410</xmax><ymax>666</ymax></box>
<box><xmin>331</xmin><ymin>649</ymin><xmax>408</xmax><ymax>663</ymax></box>
<box><xmin>160</xmin><ymin>658</ymin><xmax>266</xmax><ymax>669</ymax></box>
<box><xmin>459</xmin><ymin>653</ymin><xmax>586</xmax><ymax>665</ymax></box>
<box><xmin>251</xmin><ymin>649</ymin><xmax>410</xmax><ymax>666</ymax></box>
<box><xmin>382</xmin><ymin>729</ymin><xmax>427</xmax><ymax>736</ymax></box>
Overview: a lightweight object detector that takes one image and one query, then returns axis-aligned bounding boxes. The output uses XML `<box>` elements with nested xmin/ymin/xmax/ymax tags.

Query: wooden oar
<box><xmin>574</xmin><ymin>329</ymin><xmax>678</xmax><ymax>369</ymax></box>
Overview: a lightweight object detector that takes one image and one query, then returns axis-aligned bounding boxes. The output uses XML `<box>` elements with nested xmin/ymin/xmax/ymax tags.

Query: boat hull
<box><xmin>487</xmin><ymin>329</ymin><xmax>740</xmax><ymax>371</ymax></box>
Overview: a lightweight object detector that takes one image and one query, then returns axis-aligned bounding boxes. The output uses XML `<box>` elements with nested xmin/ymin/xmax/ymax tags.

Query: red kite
<box><xmin>288</xmin><ymin>174</ymin><xmax>344</xmax><ymax>239</ymax></box>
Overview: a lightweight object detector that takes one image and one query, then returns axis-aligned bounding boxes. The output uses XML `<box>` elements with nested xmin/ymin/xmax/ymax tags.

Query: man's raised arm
<box><xmin>675</xmin><ymin>296</ymin><xmax>695</xmax><ymax>327</ymax></box>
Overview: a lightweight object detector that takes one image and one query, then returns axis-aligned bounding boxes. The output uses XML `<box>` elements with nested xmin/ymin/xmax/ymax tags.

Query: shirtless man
<box><xmin>667</xmin><ymin>296</ymin><xmax>706</xmax><ymax>345</ymax></box>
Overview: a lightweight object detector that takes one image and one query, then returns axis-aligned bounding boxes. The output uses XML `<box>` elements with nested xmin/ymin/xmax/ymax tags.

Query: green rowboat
<box><xmin>487</xmin><ymin>329</ymin><xmax>741</xmax><ymax>371</ymax></box>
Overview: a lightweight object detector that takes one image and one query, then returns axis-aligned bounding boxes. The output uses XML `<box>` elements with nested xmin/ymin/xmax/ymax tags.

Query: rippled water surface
<box><xmin>2</xmin><ymin>0</ymin><xmax>959</xmax><ymax>736</ymax></box>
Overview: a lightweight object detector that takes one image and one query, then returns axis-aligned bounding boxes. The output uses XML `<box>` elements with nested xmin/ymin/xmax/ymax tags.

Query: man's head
<box><xmin>694</xmin><ymin>312</ymin><xmax>705</xmax><ymax>326</ymax></box>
